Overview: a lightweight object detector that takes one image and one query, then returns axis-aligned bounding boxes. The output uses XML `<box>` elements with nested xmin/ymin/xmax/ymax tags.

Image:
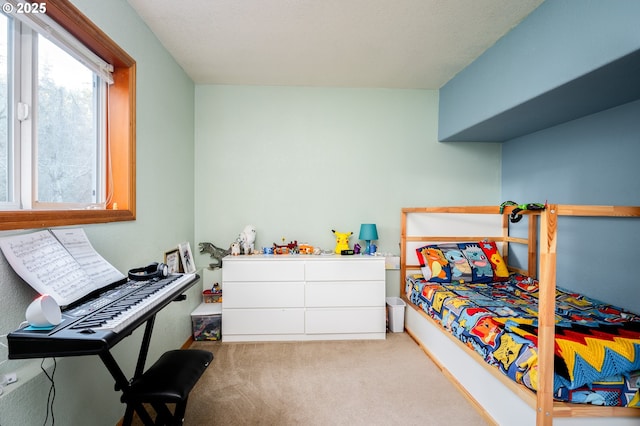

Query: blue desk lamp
<box><xmin>359</xmin><ymin>224</ymin><xmax>378</xmax><ymax>255</ymax></box>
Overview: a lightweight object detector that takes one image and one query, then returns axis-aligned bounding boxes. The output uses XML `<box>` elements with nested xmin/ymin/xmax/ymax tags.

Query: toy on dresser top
<box><xmin>265</xmin><ymin>241</ymin><xmax>321</xmax><ymax>255</ymax></box>
<box><xmin>198</xmin><ymin>242</ymin><xmax>230</xmax><ymax>268</ymax></box>
<box><xmin>298</xmin><ymin>243</ymin><xmax>314</xmax><ymax>254</ymax></box>
<box><xmin>332</xmin><ymin>229</ymin><xmax>354</xmax><ymax>254</ymax></box>
<box><xmin>231</xmin><ymin>224</ymin><xmax>257</xmax><ymax>255</ymax></box>
<box><xmin>272</xmin><ymin>239</ymin><xmax>298</xmax><ymax>254</ymax></box>
<box><xmin>199</xmin><ymin>224</ymin><xmax>257</xmax><ymax>262</ymax></box>
<box><xmin>238</xmin><ymin>225</ymin><xmax>256</xmax><ymax>254</ymax></box>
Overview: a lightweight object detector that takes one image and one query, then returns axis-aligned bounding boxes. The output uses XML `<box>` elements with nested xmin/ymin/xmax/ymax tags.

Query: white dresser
<box><xmin>221</xmin><ymin>255</ymin><xmax>386</xmax><ymax>342</ymax></box>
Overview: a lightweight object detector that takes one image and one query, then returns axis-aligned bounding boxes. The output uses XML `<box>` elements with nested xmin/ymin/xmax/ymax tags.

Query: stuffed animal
<box><xmin>332</xmin><ymin>230</ymin><xmax>353</xmax><ymax>254</ymax></box>
<box><xmin>298</xmin><ymin>243</ymin><xmax>314</xmax><ymax>255</ymax></box>
<box><xmin>238</xmin><ymin>225</ymin><xmax>256</xmax><ymax>254</ymax></box>
<box><xmin>230</xmin><ymin>242</ymin><xmax>241</xmax><ymax>256</ymax></box>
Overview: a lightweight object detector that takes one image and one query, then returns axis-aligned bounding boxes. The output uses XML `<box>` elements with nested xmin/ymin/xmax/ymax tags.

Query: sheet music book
<box><xmin>0</xmin><ymin>228</ymin><xmax>126</xmax><ymax>307</ymax></box>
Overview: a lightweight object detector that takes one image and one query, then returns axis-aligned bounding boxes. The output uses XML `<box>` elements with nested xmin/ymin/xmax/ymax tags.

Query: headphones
<box><xmin>128</xmin><ymin>262</ymin><xmax>169</xmax><ymax>281</ymax></box>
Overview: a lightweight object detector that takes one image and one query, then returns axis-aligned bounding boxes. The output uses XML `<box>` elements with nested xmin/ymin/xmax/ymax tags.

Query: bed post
<box><xmin>502</xmin><ymin>211</ymin><xmax>510</xmax><ymax>266</ymax></box>
<box><xmin>400</xmin><ymin>208</ymin><xmax>407</xmax><ymax>297</ymax></box>
<box><xmin>537</xmin><ymin>204</ymin><xmax>558</xmax><ymax>426</ymax></box>
<box><xmin>528</xmin><ymin>215</ymin><xmax>538</xmax><ymax>277</ymax></box>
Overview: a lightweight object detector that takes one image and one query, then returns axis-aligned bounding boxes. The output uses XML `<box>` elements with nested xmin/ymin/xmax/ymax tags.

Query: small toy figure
<box><xmin>299</xmin><ymin>244</ymin><xmax>314</xmax><ymax>254</ymax></box>
<box><xmin>231</xmin><ymin>241</ymin><xmax>241</xmax><ymax>255</ymax></box>
<box><xmin>353</xmin><ymin>243</ymin><xmax>361</xmax><ymax>254</ymax></box>
<box><xmin>198</xmin><ymin>242</ymin><xmax>231</xmax><ymax>268</ymax></box>
<box><xmin>287</xmin><ymin>240</ymin><xmax>299</xmax><ymax>253</ymax></box>
<box><xmin>273</xmin><ymin>245</ymin><xmax>289</xmax><ymax>255</ymax></box>
<box><xmin>239</xmin><ymin>225</ymin><xmax>256</xmax><ymax>254</ymax></box>
<box><xmin>332</xmin><ymin>230</ymin><xmax>352</xmax><ymax>254</ymax></box>
<box><xmin>273</xmin><ymin>239</ymin><xmax>298</xmax><ymax>255</ymax></box>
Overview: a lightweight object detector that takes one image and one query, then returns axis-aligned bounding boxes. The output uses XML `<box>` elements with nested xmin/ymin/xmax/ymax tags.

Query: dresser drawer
<box><xmin>305</xmin><ymin>307</ymin><xmax>386</xmax><ymax>334</ymax></box>
<box><xmin>223</xmin><ymin>282</ymin><xmax>304</xmax><ymax>308</ymax></box>
<box><xmin>223</xmin><ymin>260</ymin><xmax>304</xmax><ymax>282</ymax></box>
<box><xmin>221</xmin><ymin>255</ymin><xmax>386</xmax><ymax>342</ymax></box>
<box><xmin>305</xmin><ymin>259</ymin><xmax>384</xmax><ymax>281</ymax></box>
<box><xmin>306</xmin><ymin>281</ymin><xmax>385</xmax><ymax>307</ymax></box>
<box><xmin>222</xmin><ymin>309</ymin><xmax>304</xmax><ymax>335</ymax></box>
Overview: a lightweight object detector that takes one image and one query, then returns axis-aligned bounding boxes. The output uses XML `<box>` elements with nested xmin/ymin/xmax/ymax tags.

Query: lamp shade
<box><xmin>26</xmin><ymin>294</ymin><xmax>61</xmax><ymax>328</ymax></box>
<box><xmin>358</xmin><ymin>224</ymin><xmax>378</xmax><ymax>241</ymax></box>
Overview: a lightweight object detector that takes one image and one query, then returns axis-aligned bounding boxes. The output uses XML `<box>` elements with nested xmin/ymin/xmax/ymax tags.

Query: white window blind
<box><xmin>4</xmin><ymin>0</ymin><xmax>114</xmax><ymax>84</ymax></box>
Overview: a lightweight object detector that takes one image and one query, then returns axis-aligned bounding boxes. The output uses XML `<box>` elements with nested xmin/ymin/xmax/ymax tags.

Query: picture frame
<box><xmin>178</xmin><ymin>241</ymin><xmax>196</xmax><ymax>274</ymax></box>
<box><xmin>164</xmin><ymin>248</ymin><xmax>181</xmax><ymax>274</ymax></box>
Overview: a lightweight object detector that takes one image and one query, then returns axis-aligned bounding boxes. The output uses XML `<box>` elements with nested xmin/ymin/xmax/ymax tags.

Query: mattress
<box><xmin>405</xmin><ymin>273</ymin><xmax>640</xmax><ymax>407</ymax></box>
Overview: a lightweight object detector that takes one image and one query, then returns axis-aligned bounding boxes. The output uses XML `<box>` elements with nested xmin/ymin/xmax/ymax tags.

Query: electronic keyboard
<box><xmin>7</xmin><ymin>273</ymin><xmax>199</xmax><ymax>359</ymax></box>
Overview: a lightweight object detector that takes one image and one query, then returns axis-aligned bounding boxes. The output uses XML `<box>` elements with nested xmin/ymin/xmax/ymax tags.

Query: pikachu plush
<box><xmin>331</xmin><ymin>230</ymin><xmax>353</xmax><ymax>254</ymax></box>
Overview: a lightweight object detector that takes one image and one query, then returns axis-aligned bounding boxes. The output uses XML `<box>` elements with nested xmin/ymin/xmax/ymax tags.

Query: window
<box><xmin>3</xmin><ymin>17</ymin><xmax>107</xmax><ymax>209</ymax></box>
<box><xmin>35</xmin><ymin>35</ymin><xmax>105</xmax><ymax>207</ymax></box>
<box><xmin>0</xmin><ymin>0</ymin><xmax>136</xmax><ymax>230</ymax></box>
<box><xmin>1</xmin><ymin>12</ymin><xmax>10</xmax><ymax>203</ymax></box>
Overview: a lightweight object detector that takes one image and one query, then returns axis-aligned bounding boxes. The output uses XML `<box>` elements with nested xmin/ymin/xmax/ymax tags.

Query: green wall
<box><xmin>194</xmin><ymin>85</ymin><xmax>502</xmax><ymax>272</ymax></box>
<box><xmin>0</xmin><ymin>1</ymin><xmax>198</xmax><ymax>425</ymax></box>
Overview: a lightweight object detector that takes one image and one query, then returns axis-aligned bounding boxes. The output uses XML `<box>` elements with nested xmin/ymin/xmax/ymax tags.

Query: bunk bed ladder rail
<box><xmin>537</xmin><ymin>205</ymin><xmax>558</xmax><ymax>426</ymax></box>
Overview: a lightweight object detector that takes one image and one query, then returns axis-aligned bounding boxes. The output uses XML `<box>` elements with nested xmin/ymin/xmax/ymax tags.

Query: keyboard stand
<box><xmin>98</xmin><ymin>294</ymin><xmax>211</xmax><ymax>425</ymax></box>
<box><xmin>99</xmin><ymin>296</ymin><xmax>213</xmax><ymax>425</ymax></box>
<box><xmin>98</xmin><ymin>314</ymin><xmax>157</xmax><ymax>412</ymax></box>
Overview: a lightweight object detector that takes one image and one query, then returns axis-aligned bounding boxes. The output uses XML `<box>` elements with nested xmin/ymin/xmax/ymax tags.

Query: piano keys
<box><xmin>7</xmin><ymin>273</ymin><xmax>199</xmax><ymax>359</ymax></box>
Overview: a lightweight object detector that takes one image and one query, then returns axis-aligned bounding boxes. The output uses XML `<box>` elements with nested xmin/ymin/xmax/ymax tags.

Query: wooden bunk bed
<box><xmin>400</xmin><ymin>204</ymin><xmax>640</xmax><ymax>426</ymax></box>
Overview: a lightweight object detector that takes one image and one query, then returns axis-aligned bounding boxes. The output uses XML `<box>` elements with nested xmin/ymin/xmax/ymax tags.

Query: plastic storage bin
<box><xmin>191</xmin><ymin>302</ymin><xmax>222</xmax><ymax>341</ymax></box>
<box><xmin>386</xmin><ymin>297</ymin><xmax>406</xmax><ymax>333</ymax></box>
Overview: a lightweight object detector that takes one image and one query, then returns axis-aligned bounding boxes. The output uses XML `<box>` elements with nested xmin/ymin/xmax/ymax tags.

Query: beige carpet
<box><xmin>184</xmin><ymin>333</ymin><xmax>489</xmax><ymax>425</ymax></box>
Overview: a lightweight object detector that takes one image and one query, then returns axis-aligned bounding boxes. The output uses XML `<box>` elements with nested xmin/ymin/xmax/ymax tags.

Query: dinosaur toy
<box><xmin>198</xmin><ymin>242</ymin><xmax>231</xmax><ymax>268</ymax></box>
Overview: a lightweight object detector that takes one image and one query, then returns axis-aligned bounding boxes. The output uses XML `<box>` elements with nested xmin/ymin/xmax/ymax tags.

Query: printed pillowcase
<box><xmin>457</xmin><ymin>243</ymin><xmax>494</xmax><ymax>283</ymax></box>
<box><xmin>415</xmin><ymin>245</ymin><xmax>452</xmax><ymax>282</ymax></box>
<box><xmin>415</xmin><ymin>243</ymin><xmax>473</xmax><ymax>283</ymax></box>
<box><xmin>416</xmin><ymin>240</ymin><xmax>509</xmax><ymax>283</ymax></box>
<box><xmin>477</xmin><ymin>240</ymin><xmax>510</xmax><ymax>281</ymax></box>
<box><xmin>441</xmin><ymin>244</ymin><xmax>474</xmax><ymax>283</ymax></box>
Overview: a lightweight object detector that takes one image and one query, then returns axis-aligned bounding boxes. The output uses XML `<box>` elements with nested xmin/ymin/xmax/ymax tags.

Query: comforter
<box><xmin>405</xmin><ymin>274</ymin><xmax>640</xmax><ymax>407</ymax></box>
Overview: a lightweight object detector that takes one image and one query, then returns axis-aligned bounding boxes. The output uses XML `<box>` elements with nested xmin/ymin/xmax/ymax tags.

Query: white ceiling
<box><xmin>126</xmin><ymin>0</ymin><xmax>544</xmax><ymax>89</ymax></box>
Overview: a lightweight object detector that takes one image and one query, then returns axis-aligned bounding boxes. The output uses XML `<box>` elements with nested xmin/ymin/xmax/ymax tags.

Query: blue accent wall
<box><xmin>502</xmin><ymin>100</ymin><xmax>640</xmax><ymax>312</ymax></box>
<box><xmin>439</xmin><ymin>0</ymin><xmax>640</xmax><ymax>312</ymax></box>
<box><xmin>439</xmin><ymin>0</ymin><xmax>640</xmax><ymax>142</ymax></box>
<box><xmin>502</xmin><ymin>100</ymin><xmax>640</xmax><ymax>205</ymax></box>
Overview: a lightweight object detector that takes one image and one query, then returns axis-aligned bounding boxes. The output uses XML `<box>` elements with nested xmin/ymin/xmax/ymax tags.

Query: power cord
<box><xmin>41</xmin><ymin>357</ymin><xmax>57</xmax><ymax>426</ymax></box>
<box><xmin>0</xmin><ymin>333</ymin><xmax>8</xmax><ymax>396</ymax></box>
<box><xmin>0</xmin><ymin>324</ymin><xmax>29</xmax><ymax>396</ymax></box>
<box><xmin>1</xmin><ymin>332</ymin><xmax>57</xmax><ymax>425</ymax></box>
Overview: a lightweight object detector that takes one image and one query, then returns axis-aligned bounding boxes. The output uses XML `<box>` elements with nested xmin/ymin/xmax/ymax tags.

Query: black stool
<box><xmin>122</xmin><ymin>349</ymin><xmax>213</xmax><ymax>426</ymax></box>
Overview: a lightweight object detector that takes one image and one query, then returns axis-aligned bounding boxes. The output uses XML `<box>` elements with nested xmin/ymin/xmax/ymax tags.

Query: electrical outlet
<box><xmin>1</xmin><ymin>372</ymin><xmax>17</xmax><ymax>385</ymax></box>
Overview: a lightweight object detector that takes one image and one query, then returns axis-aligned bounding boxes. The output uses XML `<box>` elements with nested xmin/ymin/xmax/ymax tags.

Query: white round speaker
<box><xmin>26</xmin><ymin>294</ymin><xmax>62</xmax><ymax>327</ymax></box>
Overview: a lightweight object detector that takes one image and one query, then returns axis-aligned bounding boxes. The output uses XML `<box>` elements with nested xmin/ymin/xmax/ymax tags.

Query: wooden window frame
<box><xmin>0</xmin><ymin>0</ymin><xmax>136</xmax><ymax>231</ymax></box>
